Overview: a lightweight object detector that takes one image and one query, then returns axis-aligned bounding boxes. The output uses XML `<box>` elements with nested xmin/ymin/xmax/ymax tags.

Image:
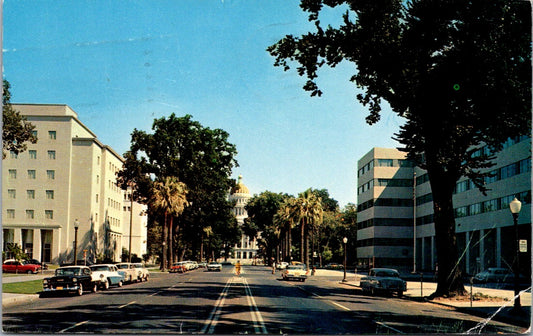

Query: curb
<box><xmin>2</xmin><ymin>294</ymin><xmax>39</xmax><ymax>308</ymax></box>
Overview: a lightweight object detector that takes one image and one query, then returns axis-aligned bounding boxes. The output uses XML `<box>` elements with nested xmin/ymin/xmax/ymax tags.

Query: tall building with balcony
<box><xmin>2</xmin><ymin>104</ymin><xmax>147</xmax><ymax>264</ymax></box>
<box><xmin>356</xmin><ymin>138</ymin><xmax>531</xmax><ymax>276</ymax></box>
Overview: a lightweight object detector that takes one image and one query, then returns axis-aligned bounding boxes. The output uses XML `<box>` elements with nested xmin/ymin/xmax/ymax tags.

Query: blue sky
<box><xmin>3</xmin><ymin>0</ymin><xmax>403</xmax><ymax>207</ymax></box>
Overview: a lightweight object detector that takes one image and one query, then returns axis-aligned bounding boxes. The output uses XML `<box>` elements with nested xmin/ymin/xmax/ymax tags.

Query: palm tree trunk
<box><xmin>162</xmin><ymin>212</ymin><xmax>168</xmax><ymax>271</ymax></box>
<box><xmin>169</xmin><ymin>216</ymin><xmax>174</xmax><ymax>268</ymax></box>
<box><xmin>300</xmin><ymin>219</ymin><xmax>305</xmax><ymax>263</ymax></box>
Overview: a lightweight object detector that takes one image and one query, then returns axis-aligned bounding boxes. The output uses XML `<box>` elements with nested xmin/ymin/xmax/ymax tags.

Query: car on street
<box><xmin>89</xmin><ymin>264</ymin><xmax>125</xmax><ymax>289</ymax></box>
<box><xmin>41</xmin><ymin>266</ymin><xmax>100</xmax><ymax>297</ymax></box>
<box><xmin>360</xmin><ymin>268</ymin><xmax>407</xmax><ymax>297</ymax></box>
<box><xmin>24</xmin><ymin>259</ymin><xmax>48</xmax><ymax>270</ymax></box>
<box><xmin>2</xmin><ymin>260</ymin><xmax>41</xmax><ymax>274</ymax></box>
<box><xmin>276</xmin><ymin>262</ymin><xmax>289</xmax><ymax>270</ymax></box>
<box><xmin>207</xmin><ymin>262</ymin><xmax>222</xmax><ymax>272</ymax></box>
<box><xmin>170</xmin><ymin>261</ymin><xmax>188</xmax><ymax>273</ymax></box>
<box><xmin>115</xmin><ymin>262</ymin><xmax>138</xmax><ymax>283</ymax></box>
<box><xmin>133</xmin><ymin>262</ymin><xmax>150</xmax><ymax>281</ymax></box>
<box><xmin>282</xmin><ymin>264</ymin><xmax>308</xmax><ymax>282</ymax></box>
<box><xmin>473</xmin><ymin>267</ymin><xmax>514</xmax><ymax>283</ymax></box>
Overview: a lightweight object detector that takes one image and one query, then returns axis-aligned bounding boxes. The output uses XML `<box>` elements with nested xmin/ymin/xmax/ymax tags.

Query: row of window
<box><xmin>30</xmin><ymin>130</ymin><xmax>57</xmax><ymax>140</ymax></box>
<box><xmin>357</xmin><ymin>158</ymin><xmax>414</xmax><ymax>177</ymax></box>
<box><xmin>7</xmin><ymin>189</ymin><xmax>55</xmax><ymax>200</ymax></box>
<box><xmin>5</xmin><ymin>209</ymin><xmax>54</xmax><ymax>220</ymax></box>
<box><xmin>358</xmin><ymin>217</ymin><xmax>413</xmax><ymax>229</ymax></box>
<box><xmin>357</xmin><ymin>238</ymin><xmax>412</xmax><ymax>248</ymax></box>
<box><xmin>10</xmin><ymin>150</ymin><xmax>57</xmax><ymax>160</ymax></box>
<box><xmin>8</xmin><ymin>169</ymin><xmax>55</xmax><ymax>180</ymax></box>
<box><xmin>234</xmin><ymin>251</ymin><xmax>256</xmax><ymax>259</ymax></box>
<box><xmin>357</xmin><ymin>198</ymin><xmax>414</xmax><ymax>212</ymax></box>
<box><xmin>454</xmin><ymin>190</ymin><xmax>531</xmax><ymax>218</ymax></box>
<box><xmin>358</xmin><ymin>178</ymin><xmax>413</xmax><ymax>195</ymax></box>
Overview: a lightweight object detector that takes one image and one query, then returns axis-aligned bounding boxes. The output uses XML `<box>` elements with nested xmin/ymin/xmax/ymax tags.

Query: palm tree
<box><xmin>150</xmin><ymin>176</ymin><xmax>189</xmax><ymax>271</ymax></box>
<box><xmin>292</xmin><ymin>189</ymin><xmax>323</xmax><ymax>269</ymax></box>
<box><xmin>275</xmin><ymin>197</ymin><xmax>297</xmax><ymax>262</ymax></box>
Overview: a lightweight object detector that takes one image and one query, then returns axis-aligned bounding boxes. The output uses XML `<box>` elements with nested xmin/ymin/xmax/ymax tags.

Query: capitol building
<box><xmin>227</xmin><ymin>175</ymin><xmax>261</xmax><ymax>265</ymax></box>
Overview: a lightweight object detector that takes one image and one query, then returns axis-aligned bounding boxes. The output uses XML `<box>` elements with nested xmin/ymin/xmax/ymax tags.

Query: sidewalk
<box><xmin>2</xmin><ymin>273</ymin><xmax>49</xmax><ymax>307</ymax></box>
<box><xmin>337</xmin><ymin>271</ymin><xmax>531</xmax><ymax>328</ymax></box>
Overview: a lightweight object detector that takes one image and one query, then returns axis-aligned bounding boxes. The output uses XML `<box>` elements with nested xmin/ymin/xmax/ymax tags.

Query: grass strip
<box><xmin>3</xmin><ymin>280</ymin><xmax>43</xmax><ymax>294</ymax></box>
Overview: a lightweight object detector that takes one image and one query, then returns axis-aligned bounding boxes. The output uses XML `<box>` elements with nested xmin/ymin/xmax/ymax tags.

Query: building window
<box><xmin>27</xmin><ymin>170</ymin><xmax>36</xmax><ymax>179</ymax></box>
<box><xmin>10</xmin><ymin>151</ymin><xmax>18</xmax><ymax>159</ymax></box>
<box><xmin>45</xmin><ymin>210</ymin><xmax>53</xmax><ymax>219</ymax></box>
<box><xmin>6</xmin><ymin>209</ymin><xmax>15</xmax><ymax>219</ymax></box>
<box><xmin>46</xmin><ymin>190</ymin><xmax>54</xmax><ymax>199</ymax></box>
<box><xmin>47</xmin><ymin>150</ymin><xmax>56</xmax><ymax>160</ymax></box>
<box><xmin>8</xmin><ymin>169</ymin><xmax>17</xmax><ymax>179</ymax></box>
<box><xmin>7</xmin><ymin>189</ymin><xmax>16</xmax><ymax>199</ymax></box>
<box><xmin>96</xmin><ymin>194</ymin><xmax>99</xmax><ymax>203</ymax></box>
<box><xmin>26</xmin><ymin>210</ymin><xmax>34</xmax><ymax>219</ymax></box>
<box><xmin>32</xmin><ymin>130</ymin><xmax>38</xmax><ymax>138</ymax></box>
<box><xmin>27</xmin><ymin>190</ymin><xmax>35</xmax><ymax>199</ymax></box>
<box><xmin>29</xmin><ymin>150</ymin><xmax>37</xmax><ymax>159</ymax></box>
<box><xmin>47</xmin><ymin>170</ymin><xmax>55</xmax><ymax>180</ymax></box>
<box><xmin>48</xmin><ymin>131</ymin><xmax>56</xmax><ymax>139</ymax></box>
<box><xmin>377</xmin><ymin>159</ymin><xmax>394</xmax><ymax>167</ymax></box>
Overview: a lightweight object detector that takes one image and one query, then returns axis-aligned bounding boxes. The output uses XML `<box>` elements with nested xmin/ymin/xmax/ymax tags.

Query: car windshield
<box><xmin>56</xmin><ymin>267</ymin><xmax>82</xmax><ymax>276</ymax></box>
<box><xmin>116</xmin><ymin>264</ymin><xmax>128</xmax><ymax>269</ymax></box>
<box><xmin>375</xmin><ymin>270</ymin><xmax>399</xmax><ymax>277</ymax></box>
<box><xmin>90</xmin><ymin>266</ymin><xmax>110</xmax><ymax>272</ymax></box>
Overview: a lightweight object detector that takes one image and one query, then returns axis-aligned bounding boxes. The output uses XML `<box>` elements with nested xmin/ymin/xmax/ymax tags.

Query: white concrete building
<box><xmin>227</xmin><ymin>175</ymin><xmax>260</xmax><ymax>264</ymax></box>
<box><xmin>357</xmin><ymin>138</ymin><xmax>531</xmax><ymax>276</ymax></box>
<box><xmin>2</xmin><ymin>104</ymin><xmax>147</xmax><ymax>264</ymax></box>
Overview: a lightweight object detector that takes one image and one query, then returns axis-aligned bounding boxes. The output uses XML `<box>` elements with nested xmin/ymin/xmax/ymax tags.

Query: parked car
<box><xmin>133</xmin><ymin>263</ymin><xmax>150</xmax><ymax>281</ymax></box>
<box><xmin>276</xmin><ymin>262</ymin><xmax>289</xmax><ymax>270</ymax></box>
<box><xmin>473</xmin><ymin>268</ymin><xmax>514</xmax><ymax>283</ymax></box>
<box><xmin>360</xmin><ymin>268</ymin><xmax>407</xmax><ymax>297</ymax></box>
<box><xmin>2</xmin><ymin>260</ymin><xmax>41</xmax><ymax>274</ymax></box>
<box><xmin>89</xmin><ymin>264</ymin><xmax>125</xmax><ymax>289</ymax></box>
<box><xmin>115</xmin><ymin>262</ymin><xmax>138</xmax><ymax>283</ymax></box>
<box><xmin>170</xmin><ymin>262</ymin><xmax>188</xmax><ymax>273</ymax></box>
<box><xmin>24</xmin><ymin>259</ymin><xmax>48</xmax><ymax>270</ymax></box>
<box><xmin>282</xmin><ymin>264</ymin><xmax>308</xmax><ymax>282</ymax></box>
<box><xmin>198</xmin><ymin>262</ymin><xmax>208</xmax><ymax>268</ymax></box>
<box><xmin>207</xmin><ymin>262</ymin><xmax>222</xmax><ymax>272</ymax></box>
<box><xmin>41</xmin><ymin>266</ymin><xmax>99</xmax><ymax>297</ymax></box>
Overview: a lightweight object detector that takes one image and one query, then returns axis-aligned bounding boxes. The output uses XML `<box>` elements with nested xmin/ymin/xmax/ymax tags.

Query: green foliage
<box><xmin>2</xmin><ymin>80</ymin><xmax>37</xmax><ymax>159</ymax></box>
<box><xmin>3</xmin><ymin>280</ymin><xmax>43</xmax><ymax>294</ymax></box>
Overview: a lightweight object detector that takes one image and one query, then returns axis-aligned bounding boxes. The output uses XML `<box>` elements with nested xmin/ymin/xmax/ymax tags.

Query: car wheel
<box><xmin>397</xmin><ymin>291</ymin><xmax>403</xmax><ymax>298</ymax></box>
<box><xmin>27</xmin><ymin>270</ymin><xmax>33</xmax><ymax>274</ymax></box>
<box><xmin>118</xmin><ymin>280</ymin><xmax>123</xmax><ymax>287</ymax></box>
<box><xmin>92</xmin><ymin>283</ymin><xmax>98</xmax><ymax>293</ymax></box>
<box><xmin>104</xmin><ymin>280</ymin><xmax>110</xmax><ymax>290</ymax></box>
<box><xmin>77</xmin><ymin>284</ymin><xmax>83</xmax><ymax>296</ymax></box>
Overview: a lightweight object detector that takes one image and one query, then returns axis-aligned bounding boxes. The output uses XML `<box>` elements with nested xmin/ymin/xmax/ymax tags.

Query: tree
<box><xmin>2</xmin><ymin>80</ymin><xmax>37</xmax><ymax>159</ymax></box>
<box><xmin>268</xmin><ymin>0</ymin><xmax>530</xmax><ymax>297</ymax></box>
<box><xmin>292</xmin><ymin>189</ymin><xmax>323</xmax><ymax>269</ymax></box>
<box><xmin>150</xmin><ymin>176</ymin><xmax>188</xmax><ymax>271</ymax></box>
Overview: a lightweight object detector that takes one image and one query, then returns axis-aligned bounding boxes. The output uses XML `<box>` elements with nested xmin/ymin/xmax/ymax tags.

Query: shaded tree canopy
<box><xmin>268</xmin><ymin>0</ymin><xmax>531</xmax><ymax>297</ymax></box>
<box><xmin>2</xmin><ymin>80</ymin><xmax>37</xmax><ymax>159</ymax></box>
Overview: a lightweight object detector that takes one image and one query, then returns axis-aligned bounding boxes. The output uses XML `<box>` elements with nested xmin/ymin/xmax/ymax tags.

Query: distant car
<box><xmin>207</xmin><ymin>262</ymin><xmax>222</xmax><ymax>272</ymax></box>
<box><xmin>276</xmin><ymin>262</ymin><xmax>289</xmax><ymax>270</ymax></box>
<box><xmin>115</xmin><ymin>262</ymin><xmax>137</xmax><ymax>283</ymax></box>
<box><xmin>198</xmin><ymin>262</ymin><xmax>207</xmax><ymax>268</ymax></box>
<box><xmin>24</xmin><ymin>259</ymin><xmax>48</xmax><ymax>270</ymax></box>
<box><xmin>325</xmin><ymin>263</ymin><xmax>343</xmax><ymax>270</ymax></box>
<box><xmin>133</xmin><ymin>263</ymin><xmax>150</xmax><ymax>281</ymax></box>
<box><xmin>360</xmin><ymin>268</ymin><xmax>407</xmax><ymax>297</ymax></box>
<box><xmin>89</xmin><ymin>264</ymin><xmax>125</xmax><ymax>289</ymax></box>
<box><xmin>282</xmin><ymin>264</ymin><xmax>308</xmax><ymax>282</ymax></box>
<box><xmin>41</xmin><ymin>266</ymin><xmax>99</xmax><ymax>297</ymax></box>
<box><xmin>170</xmin><ymin>262</ymin><xmax>188</xmax><ymax>273</ymax></box>
<box><xmin>2</xmin><ymin>260</ymin><xmax>41</xmax><ymax>274</ymax></box>
<box><xmin>474</xmin><ymin>268</ymin><xmax>514</xmax><ymax>283</ymax></box>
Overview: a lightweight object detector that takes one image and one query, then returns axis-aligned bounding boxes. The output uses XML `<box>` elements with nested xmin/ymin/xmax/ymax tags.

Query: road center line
<box><xmin>118</xmin><ymin>301</ymin><xmax>136</xmax><ymax>309</ymax></box>
<box><xmin>59</xmin><ymin>320</ymin><xmax>89</xmax><ymax>333</ymax></box>
<box><xmin>328</xmin><ymin>300</ymin><xmax>350</xmax><ymax>311</ymax></box>
<box><xmin>201</xmin><ymin>277</ymin><xmax>233</xmax><ymax>334</ymax></box>
<box><xmin>243</xmin><ymin>278</ymin><xmax>268</xmax><ymax>334</ymax></box>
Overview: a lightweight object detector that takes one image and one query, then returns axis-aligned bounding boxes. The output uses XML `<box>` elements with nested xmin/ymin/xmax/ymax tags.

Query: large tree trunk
<box><xmin>169</xmin><ymin>216</ymin><xmax>173</xmax><ymax>268</ymax></box>
<box><xmin>300</xmin><ymin>219</ymin><xmax>305</xmax><ymax>263</ymax></box>
<box><xmin>427</xmin><ymin>162</ymin><xmax>466</xmax><ymax>298</ymax></box>
<box><xmin>161</xmin><ymin>212</ymin><xmax>168</xmax><ymax>271</ymax></box>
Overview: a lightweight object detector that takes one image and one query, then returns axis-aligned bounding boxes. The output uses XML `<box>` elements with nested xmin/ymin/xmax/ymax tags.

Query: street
<box><xmin>2</xmin><ymin>266</ymin><xmax>525</xmax><ymax>334</ymax></box>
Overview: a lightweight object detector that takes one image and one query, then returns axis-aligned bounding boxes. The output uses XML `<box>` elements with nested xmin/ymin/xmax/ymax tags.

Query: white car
<box><xmin>115</xmin><ymin>262</ymin><xmax>138</xmax><ymax>283</ymax></box>
<box><xmin>207</xmin><ymin>262</ymin><xmax>222</xmax><ymax>272</ymax></box>
<box><xmin>133</xmin><ymin>263</ymin><xmax>150</xmax><ymax>282</ymax></box>
<box><xmin>276</xmin><ymin>262</ymin><xmax>289</xmax><ymax>270</ymax></box>
<box><xmin>89</xmin><ymin>264</ymin><xmax>125</xmax><ymax>289</ymax></box>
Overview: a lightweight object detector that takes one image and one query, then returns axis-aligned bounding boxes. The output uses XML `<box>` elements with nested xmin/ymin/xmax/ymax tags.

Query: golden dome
<box><xmin>231</xmin><ymin>175</ymin><xmax>250</xmax><ymax>195</ymax></box>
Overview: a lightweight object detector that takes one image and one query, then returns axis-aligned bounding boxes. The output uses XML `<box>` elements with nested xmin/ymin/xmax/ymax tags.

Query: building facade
<box><xmin>227</xmin><ymin>175</ymin><xmax>260</xmax><ymax>264</ymax></box>
<box><xmin>357</xmin><ymin>138</ymin><xmax>531</xmax><ymax>276</ymax></box>
<box><xmin>2</xmin><ymin>104</ymin><xmax>147</xmax><ymax>264</ymax></box>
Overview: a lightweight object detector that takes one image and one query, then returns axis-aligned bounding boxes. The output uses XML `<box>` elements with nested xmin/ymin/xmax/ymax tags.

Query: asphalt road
<box><xmin>2</xmin><ymin>266</ymin><xmax>524</xmax><ymax>334</ymax></box>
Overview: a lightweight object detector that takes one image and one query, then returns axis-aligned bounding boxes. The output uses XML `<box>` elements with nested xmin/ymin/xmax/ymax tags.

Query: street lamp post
<box><xmin>509</xmin><ymin>197</ymin><xmax>522</xmax><ymax>313</ymax></box>
<box><xmin>342</xmin><ymin>237</ymin><xmax>348</xmax><ymax>282</ymax></box>
<box><xmin>73</xmin><ymin>219</ymin><xmax>80</xmax><ymax>265</ymax></box>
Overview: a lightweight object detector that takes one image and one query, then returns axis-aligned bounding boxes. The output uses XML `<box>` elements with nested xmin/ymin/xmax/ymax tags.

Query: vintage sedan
<box><xmin>89</xmin><ymin>264</ymin><xmax>125</xmax><ymax>289</ymax></box>
<box><xmin>2</xmin><ymin>260</ymin><xmax>41</xmax><ymax>274</ymax></box>
<box><xmin>282</xmin><ymin>264</ymin><xmax>308</xmax><ymax>282</ymax></box>
<box><xmin>133</xmin><ymin>263</ymin><xmax>150</xmax><ymax>281</ymax></box>
<box><xmin>115</xmin><ymin>262</ymin><xmax>138</xmax><ymax>283</ymax></box>
<box><xmin>207</xmin><ymin>262</ymin><xmax>222</xmax><ymax>272</ymax></box>
<box><xmin>170</xmin><ymin>261</ymin><xmax>188</xmax><ymax>273</ymax></box>
<box><xmin>360</xmin><ymin>268</ymin><xmax>407</xmax><ymax>297</ymax></box>
<box><xmin>41</xmin><ymin>266</ymin><xmax>100</xmax><ymax>297</ymax></box>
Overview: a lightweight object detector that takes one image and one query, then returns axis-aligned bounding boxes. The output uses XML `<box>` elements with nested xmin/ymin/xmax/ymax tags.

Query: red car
<box><xmin>169</xmin><ymin>262</ymin><xmax>187</xmax><ymax>273</ymax></box>
<box><xmin>3</xmin><ymin>260</ymin><xmax>41</xmax><ymax>274</ymax></box>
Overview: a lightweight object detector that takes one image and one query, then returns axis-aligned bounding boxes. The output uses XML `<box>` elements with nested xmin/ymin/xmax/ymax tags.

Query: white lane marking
<box><xmin>201</xmin><ymin>277</ymin><xmax>233</xmax><ymax>334</ymax></box>
<box><xmin>59</xmin><ymin>320</ymin><xmax>89</xmax><ymax>333</ymax></box>
<box><xmin>328</xmin><ymin>300</ymin><xmax>350</xmax><ymax>311</ymax></box>
<box><xmin>118</xmin><ymin>301</ymin><xmax>136</xmax><ymax>309</ymax></box>
<box><xmin>375</xmin><ymin>321</ymin><xmax>405</xmax><ymax>334</ymax></box>
<box><xmin>295</xmin><ymin>285</ymin><xmax>350</xmax><ymax>311</ymax></box>
<box><xmin>243</xmin><ymin>278</ymin><xmax>268</xmax><ymax>334</ymax></box>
